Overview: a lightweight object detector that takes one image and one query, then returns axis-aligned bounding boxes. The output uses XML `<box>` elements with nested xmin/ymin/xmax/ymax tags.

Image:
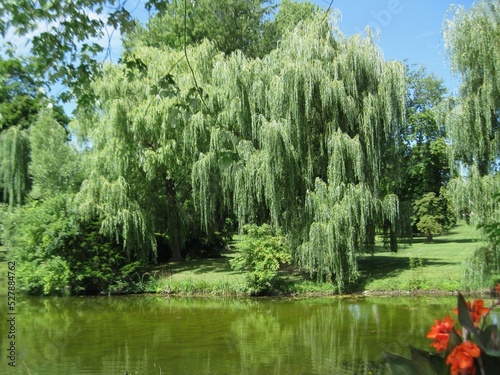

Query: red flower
<box><xmin>454</xmin><ymin>299</ymin><xmax>490</xmax><ymax>327</ymax></box>
<box><xmin>446</xmin><ymin>340</ymin><xmax>481</xmax><ymax>375</ymax></box>
<box><xmin>427</xmin><ymin>315</ymin><xmax>455</xmax><ymax>352</ymax></box>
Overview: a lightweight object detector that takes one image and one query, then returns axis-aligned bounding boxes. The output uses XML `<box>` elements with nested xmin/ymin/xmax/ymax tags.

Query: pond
<box><xmin>1</xmin><ymin>294</ymin><xmax>493</xmax><ymax>375</ymax></box>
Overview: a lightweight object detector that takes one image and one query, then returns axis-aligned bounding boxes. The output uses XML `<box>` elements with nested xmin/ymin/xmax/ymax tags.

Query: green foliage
<box><xmin>0</xmin><ymin>58</ymin><xmax>69</xmax><ymax>206</ymax></box>
<box><xmin>29</xmin><ymin>110</ymin><xmax>81</xmax><ymax>198</ymax></box>
<box><xmin>130</xmin><ymin>0</ymin><xmax>321</xmax><ymax>59</ymax></box>
<box><xmin>191</xmin><ymin>18</ymin><xmax>406</xmax><ymax>291</ymax></box>
<box><xmin>397</xmin><ymin>64</ymin><xmax>451</xmax><ymax>243</ymax></box>
<box><xmin>0</xmin><ymin>0</ymin><xmax>137</xmax><ymax>105</ymax></box>
<box><xmin>16</xmin><ymin>255</ymin><xmax>72</xmax><ymax>296</ymax></box>
<box><xmin>443</xmin><ymin>0</ymin><xmax>500</xmax><ymax>176</ymax></box>
<box><xmin>413</xmin><ymin>192</ymin><xmax>456</xmax><ymax>242</ymax></box>
<box><xmin>0</xmin><ymin>125</ymin><xmax>30</xmax><ymax>206</ymax></box>
<box><xmin>260</xmin><ymin>0</ymin><xmax>320</xmax><ymax>55</ymax></box>
<box><xmin>3</xmin><ymin>194</ymin><xmax>137</xmax><ymax>295</ymax></box>
<box><xmin>74</xmin><ymin>42</ymin><xmax>225</xmax><ymax>262</ymax></box>
<box><xmin>407</xmin><ymin>253</ymin><xmax>425</xmax><ymax>291</ymax></box>
<box><xmin>132</xmin><ymin>0</ymin><xmax>273</xmax><ymax>58</ymax></box>
<box><xmin>231</xmin><ymin>224</ymin><xmax>291</xmax><ymax>295</ymax></box>
<box><xmin>3</xmin><ymin>195</ymin><xmax>75</xmax><ymax>294</ymax></box>
<box><xmin>448</xmin><ymin>167</ymin><xmax>500</xmax><ymax>226</ymax></box>
<box><xmin>462</xmin><ymin>246</ymin><xmax>498</xmax><ymax>291</ymax></box>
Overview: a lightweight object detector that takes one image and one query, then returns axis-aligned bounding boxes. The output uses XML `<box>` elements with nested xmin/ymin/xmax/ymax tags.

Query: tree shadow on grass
<box><xmin>161</xmin><ymin>255</ymin><xmax>240</xmax><ymax>275</ymax></box>
<box><xmin>356</xmin><ymin>255</ymin><xmax>456</xmax><ymax>289</ymax></box>
<box><xmin>410</xmin><ymin>236</ymin><xmax>480</xmax><ymax>245</ymax></box>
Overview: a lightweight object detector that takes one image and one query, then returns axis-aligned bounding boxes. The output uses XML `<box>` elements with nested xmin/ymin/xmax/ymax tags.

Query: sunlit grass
<box><xmin>154</xmin><ymin>222</ymin><xmax>489</xmax><ymax>295</ymax></box>
<box><xmin>154</xmin><ymin>255</ymin><xmax>247</xmax><ymax>295</ymax></box>
<box><xmin>360</xmin><ymin>222</ymin><xmax>487</xmax><ymax>292</ymax></box>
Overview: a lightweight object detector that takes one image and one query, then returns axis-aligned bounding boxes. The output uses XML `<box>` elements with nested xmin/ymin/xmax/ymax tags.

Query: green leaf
<box><xmin>383</xmin><ymin>351</ymin><xmax>418</xmax><ymax>375</ymax></box>
<box><xmin>448</xmin><ymin>328</ymin><xmax>463</xmax><ymax>352</ymax></box>
<box><xmin>457</xmin><ymin>292</ymin><xmax>484</xmax><ymax>349</ymax></box>
<box><xmin>482</xmin><ymin>352</ymin><xmax>500</xmax><ymax>374</ymax></box>
<box><xmin>409</xmin><ymin>346</ymin><xmax>443</xmax><ymax>375</ymax></box>
<box><xmin>480</xmin><ymin>325</ymin><xmax>498</xmax><ymax>349</ymax></box>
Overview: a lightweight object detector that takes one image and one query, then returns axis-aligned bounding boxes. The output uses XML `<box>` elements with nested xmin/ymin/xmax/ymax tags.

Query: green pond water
<box><xmin>2</xmin><ymin>294</ymin><xmax>493</xmax><ymax>375</ymax></box>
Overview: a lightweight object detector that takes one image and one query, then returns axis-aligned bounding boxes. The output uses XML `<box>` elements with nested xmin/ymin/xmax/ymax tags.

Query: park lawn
<box><xmin>154</xmin><ymin>251</ymin><xmax>248</xmax><ymax>295</ymax></box>
<box><xmin>0</xmin><ymin>223</ymin><xmax>489</xmax><ymax>295</ymax></box>
<box><xmin>359</xmin><ymin>223</ymin><xmax>487</xmax><ymax>293</ymax></box>
<box><xmin>158</xmin><ymin>222</ymin><xmax>488</xmax><ymax>295</ymax></box>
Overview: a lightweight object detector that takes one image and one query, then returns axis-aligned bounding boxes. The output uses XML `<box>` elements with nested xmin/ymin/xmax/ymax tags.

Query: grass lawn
<box><xmin>154</xmin><ymin>222</ymin><xmax>489</xmax><ymax>295</ymax></box>
<box><xmin>359</xmin><ymin>223</ymin><xmax>488</xmax><ymax>292</ymax></box>
<box><xmin>152</xmin><ymin>251</ymin><xmax>248</xmax><ymax>295</ymax></box>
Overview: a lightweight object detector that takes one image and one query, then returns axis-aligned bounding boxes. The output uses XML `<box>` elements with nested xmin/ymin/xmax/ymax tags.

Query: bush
<box><xmin>3</xmin><ymin>194</ymin><xmax>135</xmax><ymax>295</ymax></box>
<box><xmin>462</xmin><ymin>246</ymin><xmax>497</xmax><ymax>291</ymax></box>
<box><xmin>230</xmin><ymin>224</ymin><xmax>291</xmax><ymax>295</ymax></box>
<box><xmin>413</xmin><ymin>192</ymin><xmax>456</xmax><ymax>242</ymax></box>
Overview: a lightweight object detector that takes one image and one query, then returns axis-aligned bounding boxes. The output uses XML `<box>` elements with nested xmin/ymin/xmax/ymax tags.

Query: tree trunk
<box><xmin>170</xmin><ymin>230</ymin><xmax>183</xmax><ymax>262</ymax></box>
<box><xmin>166</xmin><ymin>178</ymin><xmax>184</xmax><ymax>262</ymax></box>
<box><xmin>426</xmin><ymin>230</ymin><xmax>433</xmax><ymax>243</ymax></box>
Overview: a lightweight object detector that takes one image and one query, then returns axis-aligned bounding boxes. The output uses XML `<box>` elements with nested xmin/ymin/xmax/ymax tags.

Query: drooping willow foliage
<box><xmin>192</xmin><ymin>20</ymin><xmax>406</xmax><ymax>290</ymax></box>
<box><xmin>77</xmin><ymin>15</ymin><xmax>405</xmax><ymax>288</ymax></box>
<box><xmin>443</xmin><ymin>0</ymin><xmax>500</xmax><ymax>225</ymax></box>
<box><xmin>443</xmin><ymin>0</ymin><xmax>500</xmax><ymax>176</ymax></box>
<box><xmin>0</xmin><ymin>125</ymin><xmax>30</xmax><ymax>206</ymax></box>
<box><xmin>74</xmin><ymin>42</ymin><xmax>219</xmax><ymax>262</ymax></box>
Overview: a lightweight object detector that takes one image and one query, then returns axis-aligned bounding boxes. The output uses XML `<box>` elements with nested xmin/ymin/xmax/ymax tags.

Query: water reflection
<box><xmin>0</xmin><ymin>295</ymin><xmax>472</xmax><ymax>374</ymax></box>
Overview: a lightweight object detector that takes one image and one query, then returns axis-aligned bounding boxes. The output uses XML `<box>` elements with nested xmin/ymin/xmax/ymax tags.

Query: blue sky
<box><xmin>313</xmin><ymin>0</ymin><xmax>476</xmax><ymax>93</ymax></box>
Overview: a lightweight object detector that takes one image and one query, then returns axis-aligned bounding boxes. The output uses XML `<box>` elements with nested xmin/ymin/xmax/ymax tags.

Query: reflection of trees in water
<box><xmin>14</xmin><ymin>295</ymin><xmax>456</xmax><ymax>374</ymax></box>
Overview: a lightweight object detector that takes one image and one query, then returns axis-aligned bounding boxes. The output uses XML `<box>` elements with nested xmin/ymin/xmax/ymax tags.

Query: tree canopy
<box><xmin>443</xmin><ymin>0</ymin><xmax>500</xmax><ymax>176</ymax></box>
<box><xmin>443</xmin><ymin>0</ymin><xmax>500</xmax><ymax>225</ymax></box>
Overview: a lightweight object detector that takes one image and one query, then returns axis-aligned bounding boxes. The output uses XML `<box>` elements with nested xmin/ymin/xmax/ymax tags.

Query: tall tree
<box><xmin>74</xmin><ymin>43</ymin><xmax>219</xmax><ymax>262</ymax></box>
<box><xmin>397</xmin><ymin>64</ymin><xmax>456</xmax><ymax>238</ymax></box>
<box><xmin>129</xmin><ymin>0</ymin><xmax>273</xmax><ymax>58</ymax></box>
<box><xmin>443</xmin><ymin>0</ymin><xmax>500</xmax><ymax>226</ymax></box>
<box><xmin>401</xmin><ymin>64</ymin><xmax>449</xmax><ymax>201</ymax></box>
<box><xmin>443</xmin><ymin>0</ymin><xmax>500</xmax><ymax>177</ymax></box>
<box><xmin>0</xmin><ymin>58</ymin><xmax>68</xmax><ymax>206</ymax></box>
<box><xmin>191</xmin><ymin>19</ymin><xmax>406</xmax><ymax>291</ymax></box>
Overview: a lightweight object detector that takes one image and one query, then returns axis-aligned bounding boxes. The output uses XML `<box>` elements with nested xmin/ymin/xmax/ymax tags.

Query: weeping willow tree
<box><xmin>192</xmin><ymin>18</ymin><xmax>406</xmax><ymax>291</ymax></box>
<box><xmin>77</xmin><ymin>12</ymin><xmax>405</xmax><ymax>286</ymax></box>
<box><xmin>443</xmin><ymin>0</ymin><xmax>500</xmax><ymax>224</ymax></box>
<box><xmin>0</xmin><ymin>126</ymin><xmax>30</xmax><ymax>206</ymax></box>
<box><xmin>443</xmin><ymin>0</ymin><xmax>500</xmax><ymax>177</ymax></box>
<box><xmin>74</xmin><ymin>42</ymin><xmax>220</xmax><ymax>262</ymax></box>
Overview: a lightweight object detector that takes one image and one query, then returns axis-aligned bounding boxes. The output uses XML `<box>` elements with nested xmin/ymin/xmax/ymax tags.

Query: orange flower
<box><xmin>427</xmin><ymin>315</ymin><xmax>455</xmax><ymax>352</ymax></box>
<box><xmin>454</xmin><ymin>299</ymin><xmax>490</xmax><ymax>327</ymax></box>
<box><xmin>446</xmin><ymin>340</ymin><xmax>481</xmax><ymax>375</ymax></box>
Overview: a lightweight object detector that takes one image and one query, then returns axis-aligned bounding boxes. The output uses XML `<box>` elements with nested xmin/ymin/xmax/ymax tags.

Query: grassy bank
<box><xmin>0</xmin><ymin>223</ymin><xmax>493</xmax><ymax>296</ymax></box>
<box><xmin>151</xmin><ymin>222</ymin><xmax>491</xmax><ymax>296</ymax></box>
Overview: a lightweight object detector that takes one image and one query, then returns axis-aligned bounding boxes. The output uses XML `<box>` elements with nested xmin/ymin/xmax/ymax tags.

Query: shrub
<box><xmin>230</xmin><ymin>224</ymin><xmax>291</xmax><ymax>295</ymax></box>
<box><xmin>462</xmin><ymin>246</ymin><xmax>496</xmax><ymax>291</ymax></box>
<box><xmin>3</xmin><ymin>194</ymin><xmax>135</xmax><ymax>295</ymax></box>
